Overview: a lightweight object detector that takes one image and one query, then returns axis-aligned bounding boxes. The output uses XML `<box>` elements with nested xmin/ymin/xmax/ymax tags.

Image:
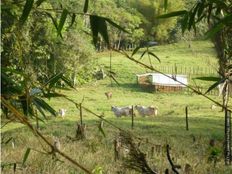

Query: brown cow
<box><xmin>105</xmin><ymin>91</ymin><xmax>112</xmax><ymax>99</ymax></box>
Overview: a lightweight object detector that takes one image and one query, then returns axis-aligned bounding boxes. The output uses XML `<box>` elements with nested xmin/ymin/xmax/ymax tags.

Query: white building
<box><xmin>136</xmin><ymin>73</ymin><xmax>188</xmax><ymax>92</ymax></box>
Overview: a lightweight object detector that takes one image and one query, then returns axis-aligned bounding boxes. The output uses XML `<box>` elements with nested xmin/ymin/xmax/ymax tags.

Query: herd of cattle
<box><xmin>57</xmin><ymin>92</ymin><xmax>158</xmax><ymax>118</ymax></box>
<box><xmin>58</xmin><ymin>105</ymin><xmax>157</xmax><ymax>119</ymax></box>
<box><xmin>111</xmin><ymin>105</ymin><xmax>158</xmax><ymax>117</ymax></box>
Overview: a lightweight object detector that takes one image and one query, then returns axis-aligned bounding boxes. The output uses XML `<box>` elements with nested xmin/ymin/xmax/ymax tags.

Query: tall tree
<box><xmin>128</xmin><ymin>0</ymin><xmax>184</xmax><ymax>42</ymax></box>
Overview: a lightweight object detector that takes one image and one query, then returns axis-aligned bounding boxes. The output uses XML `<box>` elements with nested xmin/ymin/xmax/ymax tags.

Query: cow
<box><xmin>111</xmin><ymin>106</ymin><xmax>132</xmax><ymax>117</ymax></box>
<box><xmin>58</xmin><ymin>109</ymin><xmax>67</xmax><ymax>119</ymax></box>
<box><xmin>105</xmin><ymin>91</ymin><xmax>112</xmax><ymax>99</ymax></box>
<box><xmin>135</xmin><ymin>105</ymin><xmax>158</xmax><ymax>117</ymax></box>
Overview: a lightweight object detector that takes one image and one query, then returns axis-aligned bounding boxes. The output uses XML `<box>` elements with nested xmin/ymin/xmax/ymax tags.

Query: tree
<box><xmin>158</xmin><ymin>0</ymin><xmax>232</xmax><ymax>105</ymax></box>
<box><xmin>128</xmin><ymin>0</ymin><xmax>184</xmax><ymax>42</ymax></box>
<box><xmin>157</xmin><ymin>0</ymin><xmax>232</xmax><ymax>165</ymax></box>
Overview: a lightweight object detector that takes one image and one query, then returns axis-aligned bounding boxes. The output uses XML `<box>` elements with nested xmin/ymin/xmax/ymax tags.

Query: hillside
<box><xmin>2</xmin><ymin>41</ymin><xmax>232</xmax><ymax>174</ymax></box>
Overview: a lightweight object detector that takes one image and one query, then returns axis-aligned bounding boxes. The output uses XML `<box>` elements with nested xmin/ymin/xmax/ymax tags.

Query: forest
<box><xmin>1</xmin><ymin>0</ymin><xmax>232</xmax><ymax>173</ymax></box>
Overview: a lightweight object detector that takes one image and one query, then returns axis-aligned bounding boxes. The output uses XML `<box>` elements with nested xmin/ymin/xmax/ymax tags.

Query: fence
<box><xmin>155</xmin><ymin>65</ymin><xmax>217</xmax><ymax>76</ymax></box>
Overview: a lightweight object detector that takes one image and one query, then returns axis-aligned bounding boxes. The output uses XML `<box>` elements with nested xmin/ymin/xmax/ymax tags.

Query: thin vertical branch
<box><xmin>131</xmin><ymin>105</ymin><xmax>134</xmax><ymax>129</ymax></box>
<box><xmin>185</xmin><ymin>106</ymin><xmax>189</xmax><ymax>131</ymax></box>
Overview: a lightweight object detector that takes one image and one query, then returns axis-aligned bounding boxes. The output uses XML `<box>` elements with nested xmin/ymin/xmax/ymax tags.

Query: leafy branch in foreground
<box><xmin>1</xmin><ymin>97</ymin><xmax>92</xmax><ymax>174</ymax></box>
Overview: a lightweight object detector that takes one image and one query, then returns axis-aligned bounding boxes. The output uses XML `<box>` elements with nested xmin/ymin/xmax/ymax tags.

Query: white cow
<box><xmin>135</xmin><ymin>105</ymin><xmax>158</xmax><ymax>117</ymax></box>
<box><xmin>58</xmin><ymin>109</ymin><xmax>67</xmax><ymax>119</ymax></box>
<box><xmin>111</xmin><ymin>106</ymin><xmax>132</xmax><ymax>117</ymax></box>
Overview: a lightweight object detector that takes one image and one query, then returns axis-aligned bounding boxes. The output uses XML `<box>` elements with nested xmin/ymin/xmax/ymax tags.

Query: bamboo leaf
<box><xmin>207</xmin><ymin>4</ymin><xmax>213</xmax><ymax>23</ymax></box>
<box><xmin>45</xmin><ymin>12</ymin><xmax>60</xmax><ymax>36</ymax></box>
<box><xmin>220</xmin><ymin>13</ymin><xmax>232</xmax><ymax>25</ymax></box>
<box><xmin>188</xmin><ymin>4</ymin><xmax>200</xmax><ymax>30</ymax></box>
<box><xmin>131</xmin><ymin>46</ymin><xmax>141</xmax><ymax>57</ymax></box>
<box><xmin>90</xmin><ymin>15</ymin><xmax>109</xmax><ymax>46</ymax></box>
<box><xmin>197</xmin><ymin>2</ymin><xmax>205</xmax><ymax>18</ymax></box>
<box><xmin>139</xmin><ymin>50</ymin><xmax>146</xmax><ymax>59</ymax></box>
<box><xmin>105</xmin><ymin>18</ymin><xmax>130</xmax><ymax>33</ymax></box>
<box><xmin>33</xmin><ymin>100</ymin><xmax>47</xmax><ymax>118</ymax></box>
<box><xmin>148</xmin><ymin>52</ymin><xmax>161</xmax><ymax>62</ymax></box>
<box><xmin>61</xmin><ymin>76</ymin><xmax>76</xmax><ymax>89</ymax></box>
<box><xmin>205</xmin><ymin>22</ymin><xmax>224</xmax><ymax>39</ymax></box>
<box><xmin>205</xmin><ymin>78</ymin><xmax>225</xmax><ymax>94</ymax></box>
<box><xmin>107</xmin><ymin>70</ymin><xmax>116</xmax><ymax>76</ymax></box>
<box><xmin>43</xmin><ymin>92</ymin><xmax>66</xmax><ymax>98</ymax></box>
<box><xmin>83</xmin><ymin>0</ymin><xmax>89</xmax><ymax>13</ymax></box>
<box><xmin>98</xmin><ymin>18</ymin><xmax>109</xmax><ymax>46</ymax></box>
<box><xmin>109</xmin><ymin>74</ymin><xmax>120</xmax><ymax>86</ymax></box>
<box><xmin>35</xmin><ymin>0</ymin><xmax>46</xmax><ymax>7</ymax></box>
<box><xmin>157</xmin><ymin>10</ymin><xmax>187</xmax><ymax>18</ymax></box>
<box><xmin>57</xmin><ymin>9</ymin><xmax>68</xmax><ymax>37</ymax></box>
<box><xmin>164</xmin><ymin>0</ymin><xmax>168</xmax><ymax>12</ymax></box>
<box><xmin>22</xmin><ymin>148</ymin><xmax>31</xmax><ymax>166</ymax></box>
<box><xmin>19</xmin><ymin>95</ymin><xmax>34</xmax><ymax>116</ymax></box>
<box><xmin>4</xmin><ymin>137</ymin><xmax>13</xmax><ymax>145</ymax></box>
<box><xmin>20</xmin><ymin>0</ymin><xmax>34</xmax><ymax>25</ymax></box>
<box><xmin>69</xmin><ymin>13</ymin><xmax>76</xmax><ymax>28</ymax></box>
<box><xmin>44</xmin><ymin>72</ymin><xmax>63</xmax><ymax>88</ymax></box>
<box><xmin>90</xmin><ymin>15</ymin><xmax>100</xmax><ymax>46</ymax></box>
<box><xmin>33</xmin><ymin>97</ymin><xmax>56</xmax><ymax>116</ymax></box>
<box><xmin>181</xmin><ymin>13</ymin><xmax>189</xmax><ymax>34</ymax></box>
<box><xmin>34</xmin><ymin>114</ymin><xmax>46</xmax><ymax>123</ymax></box>
<box><xmin>13</xmin><ymin>163</ymin><xmax>16</xmax><ymax>172</ymax></box>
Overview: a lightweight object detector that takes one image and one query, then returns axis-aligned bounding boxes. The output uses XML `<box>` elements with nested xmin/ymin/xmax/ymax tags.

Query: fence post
<box><xmin>114</xmin><ymin>138</ymin><xmax>119</xmax><ymax>161</ymax></box>
<box><xmin>185</xmin><ymin>106</ymin><xmax>189</xmax><ymax>131</ymax></box>
<box><xmin>131</xmin><ymin>105</ymin><xmax>134</xmax><ymax>129</ymax></box>
<box><xmin>80</xmin><ymin>103</ymin><xmax>83</xmax><ymax>125</ymax></box>
<box><xmin>225</xmin><ymin>109</ymin><xmax>231</xmax><ymax>165</ymax></box>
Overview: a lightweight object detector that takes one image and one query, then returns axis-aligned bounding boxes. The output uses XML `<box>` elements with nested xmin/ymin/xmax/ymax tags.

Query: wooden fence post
<box><xmin>185</xmin><ymin>106</ymin><xmax>189</xmax><ymax>131</ymax></box>
<box><xmin>114</xmin><ymin>139</ymin><xmax>119</xmax><ymax>161</ymax></box>
<box><xmin>131</xmin><ymin>105</ymin><xmax>134</xmax><ymax>129</ymax></box>
<box><xmin>80</xmin><ymin>103</ymin><xmax>83</xmax><ymax>125</ymax></box>
<box><xmin>225</xmin><ymin>109</ymin><xmax>231</xmax><ymax>165</ymax></box>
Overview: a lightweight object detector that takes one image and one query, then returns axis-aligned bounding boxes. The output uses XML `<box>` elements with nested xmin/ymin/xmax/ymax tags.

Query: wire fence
<box><xmin>155</xmin><ymin>66</ymin><xmax>217</xmax><ymax>76</ymax></box>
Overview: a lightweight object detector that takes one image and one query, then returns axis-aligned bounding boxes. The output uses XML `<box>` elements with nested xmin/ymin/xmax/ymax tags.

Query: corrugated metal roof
<box><xmin>137</xmin><ymin>73</ymin><xmax>188</xmax><ymax>87</ymax></box>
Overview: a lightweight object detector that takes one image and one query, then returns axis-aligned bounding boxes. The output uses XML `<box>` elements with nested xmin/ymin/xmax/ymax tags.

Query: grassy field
<box><xmin>1</xmin><ymin>41</ymin><xmax>232</xmax><ymax>174</ymax></box>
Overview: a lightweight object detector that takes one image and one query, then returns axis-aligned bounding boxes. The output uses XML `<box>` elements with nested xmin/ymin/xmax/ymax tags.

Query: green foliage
<box><xmin>89</xmin><ymin>0</ymin><xmax>144</xmax><ymax>45</ymax></box>
<box><xmin>90</xmin><ymin>15</ymin><xmax>109</xmax><ymax>46</ymax></box>
<box><xmin>1</xmin><ymin>0</ymin><xmax>93</xmax><ymax>121</ymax></box>
<box><xmin>20</xmin><ymin>0</ymin><xmax>34</xmax><ymax>25</ymax></box>
<box><xmin>128</xmin><ymin>0</ymin><xmax>185</xmax><ymax>42</ymax></box>
<box><xmin>83</xmin><ymin>0</ymin><xmax>89</xmax><ymax>13</ymax></box>
<box><xmin>157</xmin><ymin>0</ymin><xmax>232</xmax><ymax>106</ymax></box>
<box><xmin>92</xmin><ymin>166</ymin><xmax>103</xmax><ymax>174</ymax></box>
<box><xmin>57</xmin><ymin>9</ymin><xmax>68</xmax><ymax>37</ymax></box>
<box><xmin>22</xmin><ymin>148</ymin><xmax>31</xmax><ymax>166</ymax></box>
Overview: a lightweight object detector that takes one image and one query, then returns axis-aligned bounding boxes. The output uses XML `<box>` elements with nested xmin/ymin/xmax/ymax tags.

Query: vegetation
<box><xmin>1</xmin><ymin>0</ymin><xmax>232</xmax><ymax>173</ymax></box>
<box><xmin>2</xmin><ymin>41</ymin><xmax>232</xmax><ymax>173</ymax></box>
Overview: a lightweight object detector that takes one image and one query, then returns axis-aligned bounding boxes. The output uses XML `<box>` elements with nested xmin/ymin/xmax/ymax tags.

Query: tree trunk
<box><xmin>213</xmin><ymin>31</ymin><xmax>227</xmax><ymax>76</ymax></box>
<box><xmin>117</xmin><ymin>31</ymin><xmax>122</xmax><ymax>50</ymax></box>
<box><xmin>224</xmin><ymin>109</ymin><xmax>231</xmax><ymax>165</ymax></box>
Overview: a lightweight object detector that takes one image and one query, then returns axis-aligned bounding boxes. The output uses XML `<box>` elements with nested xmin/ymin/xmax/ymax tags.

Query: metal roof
<box><xmin>137</xmin><ymin>73</ymin><xmax>188</xmax><ymax>87</ymax></box>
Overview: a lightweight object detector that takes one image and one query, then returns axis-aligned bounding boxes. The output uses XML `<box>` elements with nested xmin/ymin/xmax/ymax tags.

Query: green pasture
<box><xmin>1</xmin><ymin>41</ymin><xmax>232</xmax><ymax>173</ymax></box>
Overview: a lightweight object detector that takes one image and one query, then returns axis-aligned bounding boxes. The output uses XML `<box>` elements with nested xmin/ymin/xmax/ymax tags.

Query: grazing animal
<box><xmin>211</xmin><ymin>104</ymin><xmax>217</xmax><ymax>110</ymax></box>
<box><xmin>111</xmin><ymin>106</ymin><xmax>132</xmax><ymax>117</ymax></box>
<box><xmin>58</xmin><ymin>109</ymin><xmax>67</xmax><ymax>119</ymax></box>
<box><xmin>135</xmin><ymin>105</ymin><xmax>158</xmax><ymax>117</ymax></box>
<box><xmin>105</xmin><ymin>91</ymin><xmax>112</xmax><ymax>99</ymax></box>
